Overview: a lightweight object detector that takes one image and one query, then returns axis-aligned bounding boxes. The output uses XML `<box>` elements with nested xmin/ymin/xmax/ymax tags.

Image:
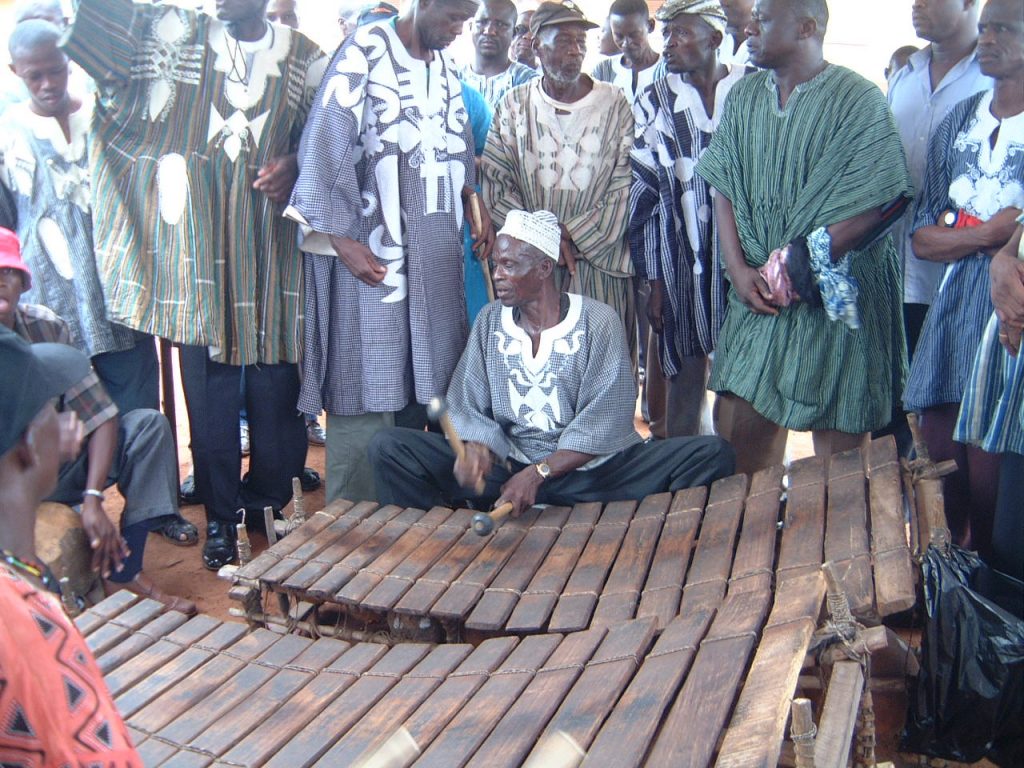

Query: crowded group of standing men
<box><xmin>1</xmin><ymin>0</ymin><xmax>1022</xmax><ymax>621</ymax></box>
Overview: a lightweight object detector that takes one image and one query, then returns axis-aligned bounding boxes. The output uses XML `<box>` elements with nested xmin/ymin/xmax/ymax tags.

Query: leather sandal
<box><xmin>103</xmin><ymin>573</ymin><xmax>197</xmax><ymax>616</ymax></box>
<box><xmin>159</xmin><ymin>514</ymin><xmax>199</xmax><ymax>546</ymax></box>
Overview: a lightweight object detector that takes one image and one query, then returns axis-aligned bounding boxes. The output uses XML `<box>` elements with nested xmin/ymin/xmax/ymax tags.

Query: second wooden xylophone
<box><xmin>228</xmin><ymin>438</ymin><xmax>914</xmax><ymax>644</ymax></box>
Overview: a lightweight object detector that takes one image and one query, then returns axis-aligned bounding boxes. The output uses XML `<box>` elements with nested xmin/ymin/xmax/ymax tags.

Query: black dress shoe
<box><xmin>179</xmin><ymin>473</ymin><xmax>197</xmax><ymax>505</ymax></box>
<box><xmin>203</xmin><ymin>520</ymin><xmax>238</xmax><ymax>570</ymax></box>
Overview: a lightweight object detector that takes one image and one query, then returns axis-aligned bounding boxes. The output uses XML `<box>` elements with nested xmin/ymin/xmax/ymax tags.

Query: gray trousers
<box><xmin>47</xmin><ymin>409</ymin><xmax>178</xmax><ymax>530</ymax></box>
<box><xmin>326</xmin><ymin>403</ymin><xmax>428</xmax><ymax>503</ymax></box>
<box><xmin>646</xmin><ymin>342</ymin><xmax>710</xmax><ymax>439</ymax></box>
<box><xmin>368</xmin><ymin>428</ymin><xmax>736</xmax><ymax>511</ymax></box>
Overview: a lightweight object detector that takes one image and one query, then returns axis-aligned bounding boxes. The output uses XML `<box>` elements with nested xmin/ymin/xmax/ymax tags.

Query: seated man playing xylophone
<box><xmin>369</xmin><ymin>209</ymin><xmax>735</xmax><ymax>516</ymax></box>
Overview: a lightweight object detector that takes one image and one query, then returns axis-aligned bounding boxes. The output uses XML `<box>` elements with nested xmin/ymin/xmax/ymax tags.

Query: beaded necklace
<box><xmin>225</xmin><ymin>21</ymin><xmax>275</xmax><ymax>87</ymax></box>
<box><xmin>1</xmin><ymin>549</ymin><xmax>61</xmax><ymax>595</ymax></box>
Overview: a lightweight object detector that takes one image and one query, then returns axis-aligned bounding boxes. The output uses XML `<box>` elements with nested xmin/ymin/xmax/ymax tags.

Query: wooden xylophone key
<box><xmin>263</xmin><ymin>502</ymin><xmax>386</xmax><ymax>590</ymax></box>
<box><xmin>74</xmin><ymin>589</ymin><xmax>140</xmax><ymax>637</ymax></box>
<box><xmin>157</xmin><ymin>633</ymin><xmax>314</xmax><ymax>746</ymax></box>
<box><xmin>412</xmin><ymin>633</ymin><xmax>564</xmax><ymax>767</ymax></box>
<box><xmin>94</xmin><ymin>609</ymin><xmax>192</xmax><ymax>675</ymax></box>
<box><xmin>715</xmin><ymin>455</ymin><xmax>829</xmax><ymax>768</ymax></box>
<box><xmin>189</xmin><ymin>637</ymin><xmax>351</xmax><ymax>758</ymax></box>
<box><xmin>303</xmin><ymin>505</ymin><xmax>408</xmax><ymax>599</ymax></box>
<box><xmin>220</xmin><ymin>642</ymin><xmax>388</xmax><ymax>767</ymax></box>
<box><xmin>261</xmin><ymin>644</ymin><xmax>433</xmax><ymax>768</ymax></box>
<box><xmin>824</xmin><ymin>447</ymin><xmax>875</xmax><ymax>619</ymax></box>
<box><xmin>504</xmin><ymin>502</ymin><xmax>602</xmax><ymax>633</ymax></box>
<box><xmin>547</xmin><ymin>500</ymin><xmax>635</xmax><ymax>633</ymax></box>
<box><xmin>583</xmin><ymin>608</ymin><xmax>716</xmax><ymax>767</ymax></box>
<box><xmin>335</xmin><ymin>506</ymin><xmax>456</xmax><ymax>606</ymax></box>
<box><xmin>525</xmin><ymin>618</ymin><xmax>658</xmax><ymax>763</ymax></box>
<box><xmin>727</xmin><ymin>464</ymin><xmax>785</xmax><ymax>596</ymax></box>
<box><xmin>636</xmin><ymin>487</ymin><xmax>705</xmax><ymax>631</ymax></box>
<box><xmin>384</xmin><ymin>635</ymin><xmax>520</xmax><ymax>766</ymax></box>
<box><xmin>235</xmin><ymin>499</ymin><xmax>354</xmax><ymax>583</ymax></box>
<box><xmin>677</xmin><ymin>473</ymin><xmax>748</xmax><ymax>615</ymax></box>
<box><xmin>467</xmin><ymin>626</ymin><xmax>608</xmax><ymax>767</ymax></box>
<box><xmin>104</xmin><ymin>613</ymin><xmax>227</xmax><ymax>698</ymax></box>
<box><xmin>428</xmin><ymin>507</ymin><xmax>542</xmax><ymax>624</ymax></box>
<box><xmin>128</xmin><ymin>627</ymin><xmax>283</xmax><ymax>728</ymax></box>
<box><xmin>646</xmin><ymin>588</ymin><xmax>772</xmax><ymax>768</ymax></box>
<box><xmin>394</xmin><ymin>508</ymin><xmax>535</xmax><ymax>621</ymax></box>
<box><xmin>85</xmin><ymin>597</ymin><xmax>167</xmax><ymax>658</ymax></box>
<box><xmin>279</xmin><ymin>501</ymin><xmax>384</xmax><ymax>592</ymax></box>
<box><xmin>866</xmin><ymin>436</ymin><xmax>915</xmax><ymax>617</ymax></box>
<box><xmin>464</xmin><ymin>506</ymin><xmax>573</xmax><ymax>632</ymax></box>
<box><xmin>360</xmin><ymin>509</ymin><xmax>474</xmax><ymax>613</ymax></box>
<box><xmin>311</xmin><ymin>643</ymin><xmax>474</xmax><ymax>766</ymax></box>
<box><xmin>589</xmin><ymin>494</ymin><xmax>671</xmax><ymax>629</ymax></box>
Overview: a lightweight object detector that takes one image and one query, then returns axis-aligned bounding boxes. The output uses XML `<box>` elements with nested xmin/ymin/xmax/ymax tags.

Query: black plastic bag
<box><xmin>901</xmin><ymin>545</ymin><xmax>1024</xmax><ymax>766</ymax></box>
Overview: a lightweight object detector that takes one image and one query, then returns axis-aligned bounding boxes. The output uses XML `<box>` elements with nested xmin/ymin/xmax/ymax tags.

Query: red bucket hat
<box><xmin>0</xmin><ymin>227</ymin><xmax>31</xmax><ymax>289</ymax></box>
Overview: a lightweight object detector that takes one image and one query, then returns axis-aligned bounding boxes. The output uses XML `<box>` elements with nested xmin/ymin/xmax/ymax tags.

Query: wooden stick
<box><xmin>790</xmin><ymin>698</ymin><xmax>816</xmax><ymax>768</ymax></box>
<box><xmin>471</xmin><ymin>501</ymin><xmax>515</xmax><ymax>536</ymax></box>
<box><xmin>263</xmin><ymin>505</ymin><xmax>277</xmax><ymax>546</ymax></box>
<box><xmin>469</xmin><ymin>192</ymin><xmax>496</xmax><ymax>303</ymax></box>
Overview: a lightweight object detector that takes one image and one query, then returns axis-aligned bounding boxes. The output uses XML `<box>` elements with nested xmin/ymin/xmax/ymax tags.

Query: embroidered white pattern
<box><xmin>131</xmin><ymin>9</ymin><xmax>204</xmax><ymax>122</ymax></box>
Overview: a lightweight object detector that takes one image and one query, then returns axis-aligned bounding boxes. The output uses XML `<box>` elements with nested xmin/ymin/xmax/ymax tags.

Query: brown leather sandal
<box><xmin>103</xmin><ymin>573</ymin><xmax>197</xmax><ymax>616</ymax></box>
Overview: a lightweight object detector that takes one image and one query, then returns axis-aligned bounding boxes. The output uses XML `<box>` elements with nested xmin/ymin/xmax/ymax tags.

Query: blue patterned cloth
<box><xmin>461</xmin><ymin>82</ymin><xmax>493</xmax><ymax>325</ymax></box>
<box><xmin>808</xmin><ymin>227</ymin><xmax>861</xmax><ymax>330</ymax></box>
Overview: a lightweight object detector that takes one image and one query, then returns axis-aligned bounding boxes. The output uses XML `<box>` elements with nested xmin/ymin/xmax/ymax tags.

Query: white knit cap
<box><xmin>497</xmin><ymin>209</ymin><xmax>561</xmax><ymax>262</ymax></box>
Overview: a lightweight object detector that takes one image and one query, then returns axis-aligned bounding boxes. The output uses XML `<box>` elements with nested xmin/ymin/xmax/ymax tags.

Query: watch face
<box><xmin>537</xmin><ymin>462</ymin><xmax>551</xmax><ymax>477</ymax></box>
<box><xmin>944</xmin><ymin>211</ymin><xmax>957</xmax><ymax>227</ymax></box>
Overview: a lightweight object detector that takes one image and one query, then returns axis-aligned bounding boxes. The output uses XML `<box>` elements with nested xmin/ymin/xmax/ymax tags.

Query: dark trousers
<box><xmin>369</xmin><ymin>428</ymin><xmax>736</xmax><ymax>510</ymax></box>
<box><xmin>179</xmin><ymin>347</ymin><xmax>306</xmax><ymax>524</ymax></box>
<box><xmin>46</xmin><ymin>409</ymin><xmax>178</xmax><ymax>580</ymax></box>
<box><xmin>92</xmin><ymin>334</ymin><xmax>160</xmax><ymax>414</ymax></box>
<box><xmin>995</xmin><ymin>451</ymin><xmax>1024</xmax><ymax>581</ymax></box>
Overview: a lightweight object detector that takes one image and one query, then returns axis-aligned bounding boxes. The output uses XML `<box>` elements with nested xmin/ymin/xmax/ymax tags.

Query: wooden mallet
<box><xmin>468</xmin><ymin>192</ymin><xmax>496</xmax><ymax>302</ymax></box>
<box><xmin>471</xmin><ymin>501</ymin><xmax>514</xmax><ymax>536</ymax></box>
<box><xmin>427</xmin><ymin>396</ymin><xmax>486</xmax><ymax>495</ymax></box>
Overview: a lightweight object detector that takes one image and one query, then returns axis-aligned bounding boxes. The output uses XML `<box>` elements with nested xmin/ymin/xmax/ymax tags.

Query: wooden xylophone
<box><xmin>228</xmin><ymin>438</ymin><xmax>915</xmax><ymax>644</ymax></box>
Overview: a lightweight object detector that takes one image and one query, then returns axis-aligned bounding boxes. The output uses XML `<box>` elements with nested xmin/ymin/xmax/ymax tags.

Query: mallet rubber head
<box><xmin>471</xmin><ymin>511</ymin><xmax>495</xmax><ymax>536</ymax></box>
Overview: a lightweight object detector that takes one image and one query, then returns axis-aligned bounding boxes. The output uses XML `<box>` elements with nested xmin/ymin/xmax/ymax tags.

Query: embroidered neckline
<box><xmin>208</xmin><ymin>18</ymin><xmax>292</xmax><ymax>111</ymax></box>
<box><xmin>500</xmin><ymin>293</ymin><xmax>583</xmax><ymax>373</ymax></box>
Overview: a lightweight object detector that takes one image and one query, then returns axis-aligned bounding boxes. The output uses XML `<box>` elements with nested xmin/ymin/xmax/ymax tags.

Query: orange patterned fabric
<box><xmin>0</xmin><ymin>564</ymin><xmax>141</xmax><ymax>767</ymax></box>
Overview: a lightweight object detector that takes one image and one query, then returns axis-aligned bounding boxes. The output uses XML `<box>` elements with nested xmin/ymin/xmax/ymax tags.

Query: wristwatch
<box><xmin>942</xmin><ymin>210</ymin><xmax>958</xmax><ymax>228</ymax></box>
<box><xmin>534</xmin><ymin>462</ymin><xmax>552</xmax><ymax>480</ymax></box>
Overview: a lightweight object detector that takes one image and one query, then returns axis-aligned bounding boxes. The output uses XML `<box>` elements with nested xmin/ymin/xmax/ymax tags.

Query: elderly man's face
<box><xmin>535</xmin><ymin>22</ymin><xmax>589</xmax><ymax>83</ymax></box>
<box><xmin>267</xmin><ymin>0</ymin><xmax>299</xmax><ymax>28</ymax></box>
<box><xmin>491</xmin><ymin>235</ymin><xmax>551</xmax><ymax>306</ymax></box>
<box><xmin>662</xmin><ymin>14</ymin><xmax>720</xmax><ymax>75</ymax></box>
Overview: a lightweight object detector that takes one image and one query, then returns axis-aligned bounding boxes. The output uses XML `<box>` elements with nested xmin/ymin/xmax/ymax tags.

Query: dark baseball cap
<box><xmin>0</xmin><ymin>325</ymin><xmax>90</xmax><ymax>457</ymax></box>
<box><xmin>530</xmin><ymin>1</ymin><xmax>599</xmax><ymax>35</ymax></box>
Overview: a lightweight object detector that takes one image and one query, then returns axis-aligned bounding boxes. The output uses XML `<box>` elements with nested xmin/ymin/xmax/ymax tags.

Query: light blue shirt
<box><xmin>888</xmin><ymin>46</ymin><xmax>992</xmax><ymax>305</ymax></box>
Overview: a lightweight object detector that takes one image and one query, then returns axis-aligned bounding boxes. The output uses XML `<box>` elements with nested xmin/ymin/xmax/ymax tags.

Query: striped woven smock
<box><xmin>956</xmin><ymin>214</ymin><xmax>1024</xmax><ymax>456</ymax></box>
<box><xmin>904</xmin><ymin>91</ymin><xmax>1024</xmax><ymax>413</ymax></box>
<box><xmin>63</xmin><ymin>0</ymin><xmax>327</xmax><ymax>365</ymax></box>
<box><xmin>696</xmin><ymin>65</ymin><xmax>912</xmax><ymax>433</ymax></box>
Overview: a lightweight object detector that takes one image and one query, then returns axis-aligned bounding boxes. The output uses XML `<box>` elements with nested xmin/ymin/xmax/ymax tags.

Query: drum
<box><xmin>35</xmin><ymin>501</ymin><xmax>102</xmax><ymax>610</ymax></box>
